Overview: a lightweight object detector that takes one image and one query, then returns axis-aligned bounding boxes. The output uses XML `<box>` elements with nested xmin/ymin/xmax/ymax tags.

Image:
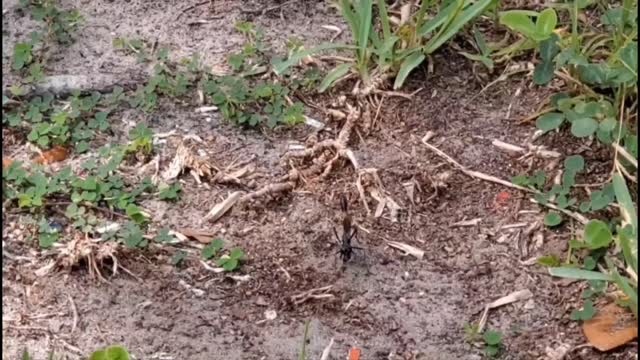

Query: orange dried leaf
<box><xmin>582</xmin><ymin>303</ymin><xmax>638</xmax><ymax>351</ymax></box>
<box><xmin>494</xmin><ymin>191</ymin><xmax>512</xmax><ymax>208</ymax></box>
<box><xmin>3</xmin><ymin>158</ymin><xmax>14</xmax><ymax>169</ymax></box>
<box><xmin>33</xmin><ymin>146</ymin><xmax>68</xmax><ymax>165</ymax></box>
<box><xmin>348</xmin><ymin>348</ymin><xmax>361</xmax><ymax>360</ymax></box>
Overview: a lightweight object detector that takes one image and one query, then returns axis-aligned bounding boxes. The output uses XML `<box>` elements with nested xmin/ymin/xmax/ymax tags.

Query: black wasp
<box><xmin>333</xmin><ymin>195</ymin><xmax>363</xmax><ymax>263</ymax></box>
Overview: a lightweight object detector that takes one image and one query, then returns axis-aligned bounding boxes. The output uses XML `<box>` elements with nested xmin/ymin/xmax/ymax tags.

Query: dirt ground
<box><xmin>2</xmin><ymin>0</ymin><xmax>638</xmax><ymax>359</ymax></box>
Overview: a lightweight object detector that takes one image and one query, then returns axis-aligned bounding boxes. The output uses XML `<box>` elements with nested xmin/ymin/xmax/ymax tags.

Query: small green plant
<box><xmin>171</xmin><ymin>250</ymin><xmax>187</xmax><ymax>267</ymax></box>
<box><xmin>1</xmin><ymin>145</ymin><xmax>167</xmax><ymax>250</ymax></box>
<box><xmin>127</xmin><ymin>123</ymin><xmax>153</xmax><ymax>155</ymax></box>
<box><xmin>550</xmin><ymin>173</ymin><xmax>638</xmax><ymax>319</ymax></box>
<box><xmin>276</xmin><ymin>0</ymin><xmax>493</xmax><ymax>92</ymax></box>
<box><xmin>89</xmin><ymin>345</ymin><xmax>130</xmax><ymax>360</ymax></box>
<box><xmin>216</xmin><ymin>247</ymin><xmax>246</xmax><ymax>271</ymax></box>
<box><xmin>202</xmin><ymin>239</ymin><xmax>225</xmax><ymax>260</ymax></box>
<box><xmin>3</xmin><ymin>90</ymin><xmax>119</xmax><ymax>151</ymax></box>
<box><xmin>463</xmin><ymin>322</ymin><xmax>482</xmax><ymax>343</ymax></box>
<box><xmin>11</xmin><ymin>0</ymin><xmax>83</xmax><ymax>88</ymax></box>
<box><xmin>482</xmin><ymin>329</ymin><xmax>503</xmax><ymax>357</ymax></box>
<box><xmin>570</xmin><ymin>299</ymin><xmax>597</xmax><ymax>321</ymax></box>
<box><xmin>154</xmin><ymin>228</ymin><xmax>175</xmax><ymax>243</ymax></box>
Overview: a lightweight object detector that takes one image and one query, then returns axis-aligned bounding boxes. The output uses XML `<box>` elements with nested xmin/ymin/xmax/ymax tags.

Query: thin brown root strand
<box><xmin>240</xmin><ymin>181</ymin><xmax>296</xmax><ymax>203</ymax></box>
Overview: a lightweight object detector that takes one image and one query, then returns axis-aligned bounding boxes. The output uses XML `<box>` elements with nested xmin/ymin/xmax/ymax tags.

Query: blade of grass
<box><xmin>356</xmin><ymin>0</ymin><xmax>373</xmax><ymax>65</ymax></box>
<box><xmin>548</xmin><ymin>267</ymin><xmax>614</xmax><ymax>281</ymax></box>
<box><xmin>340</xmin><ymin>0</ymin><xmax>359</xmax><ymax>42</ymax></box>
<box><xmin>377</xmin><ymin>0</ymin><xmax>391</xmax><ymax>42</ymax></box>
<box><xmin>272</xmin><ymin>43</ymin><xmax>354</xmax><ymax>75</ymax></box>
<box><xmin>613</xmin><ymin>173</ymin><xmax>637</xmax><ymax>232</ymax></box>
<box><xmin>605</xmin><ymin>257</ymin><xmax>638</xmax><ymax>318</ymax></box>
<box><xmin>298</xmin><ymin>319</ymin><xmax>311</xmax><ymax>360</ymax></box>
<box><xmin>425</xmin><ymin>0</ymin><xmax>493</xmax><ymax>54</ymax></box>
<box><xmin>417</xmin><ymin>0</ymin><xmax>463</xmax><ymax>37</ymax></box>
<box><xmin>318</xmin><ymin>63</ymin><xmax>352</xmax><ymax>92</ymax></box>
<box><xmin>393</xmin><ymin>52</ymin><xmax>425</xmax><ymax>89</ymax></box>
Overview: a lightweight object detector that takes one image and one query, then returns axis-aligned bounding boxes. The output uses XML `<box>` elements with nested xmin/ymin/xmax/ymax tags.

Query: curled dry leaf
<box><xmin>583</xmin><ymin>302</ymin><xmax>638</xmax><ymax>351</ymax></box>
<box><xmin>33</xmin><ymin>145</ymin><xmax>68</xmax><ymax>165</ymax></box>
<box><xmin>178</xmin><ymin>228</ymin><xmax>216</xmax><ymax>244</ymax></box>
<box><xmin>162</xmin><ymin>141</ymin><xmax>215</xmax><ymax>183</ymax></box>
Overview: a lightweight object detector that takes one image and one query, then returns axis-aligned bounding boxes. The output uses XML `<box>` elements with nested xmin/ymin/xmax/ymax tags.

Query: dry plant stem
<box><xmin>422</xmin><ymin>139</ymin><xmax>589</xmax><ymax>224</ymax></box>
<box><xmin>519</xmin><ymin>106</ymin><xmax>554</xmax><ymax>124</ymax></box>
<box><xmin>320</xmin><ymin>338</ymin><xmax>335</xmax><ymax>360</ymax></box>
<box><xmin>555</xmin><ymin>70</ymin><xmax>599</xmax><ymax>98</ymax></box>
<box><xmin>421</xmin><ymin>139</ymin><xmax>532</xmax><ymax>193</ymax></box>
<box><xmin>613</xmin><ymin>144</ymin><xmax>638</xmax><ymax>168</ymax></box>
<box><xmin>66</xmin><ymin>294</ymin><xmax>78</xmax><ymax>334</ymax></box>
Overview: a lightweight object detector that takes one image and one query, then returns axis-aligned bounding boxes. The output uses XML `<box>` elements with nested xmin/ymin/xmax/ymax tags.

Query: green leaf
<box><xmin>229</xmin><ymin>247</ymin><xmax>245</xmax><ymax>259</ymax></box>
<box><xmin>583</xmin><ymin>256</ymin><xmax>597</xmax><ymax>270</ymax></box>
<box><xmin>89</xmin><ymin>346</ymin><xmax>130</xmax><ymax>360</ymax></box>
<box><xmin>483</xmin><ymin>330</ymin><xmax>502</xmax><ymax>346</ymax></box>
<box><xmin>544</xmin><ymin>212</ymin><xmax>563</xmax><ymax>227</ymax></box>
<box><xmin>564</xmin><ymin>155</ymin><xmax>584</xmax><ymax>172</ymax></box>
<box><xmin>394</xmin><ymin>52</ymin><xmax>425</xmax><ymax>89</ymax></box>
<box><xmin>485</xmin><ymin>345</ymin><xmax>499</xmax><ymax>357</ymax></box>
<box><xmin>570</xmin><ymin>300</ymin><xmax>596</xmax><ymax>321</ymax></box>
<box><xmin>39</xmin><ymin>232</ymin><xmax>59</xmax><ymax>249</ymax></box>
<box><xmin>570</xmin><ymin>117</ymin><xmax>598</xmax><ymax>138</ymax></box>
<box><xmin>154</xmin><ymin>228</ymin><xmax>174</xmax><ymax>243</ymax></box>
<box><xmin>499</xmin><ymin>11</ymin><xmax>536</xmax><ymax>39</ymax></box>
<box><xmin>460</xmin><ymin>52</ymin><xmax>494</xmax><ymax>70</ymax></box>
<box><xmin>222</xmin><ymin>258</ymin><xmax>238</xmax><ymax>271</ymax></box>
<box><xmin>536</xmin><ymin>112</ymin><xmax>564</xmax><ymax>132</ymax></box>
<box><xmin>537</xmin><ymin>255</ymin><xmax>561</xmax><ymax>267</ymax></box>
<box><xmin>424</xmin><ymin>0</ymin><xmax>493</xmax><ymax>54</ymax></box>
<box><xmin>121</xmin><ymin>222</ymin><xmax>144</xmax><ymax>248</ymax></box>
<box><xmin>549</xmin><ymin>267</ymin><xmax>613</xmax><ymax>281</ymax></box>
<box><xmin>318</xmin><ymin>63</ymin><xmax>351</xmax><ymax>93</ymax></box>
<box><xmin>583</xmin><ymin>220</ymin><xmax>613</xmax><ymax>249</ymax></box>
<box><xmin>533</xmin><ymin>61</ymin><xmax>554</xmax><ymax>85</ymax></box>
<box><xmin>202</xmin><ymin>239</ymin><xmax>225</xmax><ymax>260</ymax></box>
<box><xmin>535</xmin><ymin>8</ymin><xmax>557</xmax><ymax>38</ymax></box>
<box><xmin>158</xmin><ymin>183</ymin><xmax>181</xmax><ymax>201</ymax></box>
<box><xmin>125</xmin><ymin>204</ymin><xmax>147</xmax><ymax>224</ymax></box>
<box><xmin>13</xmin><ymin>43</ymin><xmax>33</xmax><ymax>70</ymax></box>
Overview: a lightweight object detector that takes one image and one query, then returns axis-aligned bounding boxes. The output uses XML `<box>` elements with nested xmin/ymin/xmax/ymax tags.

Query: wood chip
<box><xmin>386</xmin><ymin>241</ymin><xmax>424</xmax><ymax>259</ymax></box>
<box><xmin>451</xmin><ymin>218</ymin><xmax>482</xmax><ymax>227</ymax></box>
<box><xmin>203</xmin><ymin>191</ymin><xmax>242</xmax><ymax>223</ymax></box>
<box><xmin>177</xmin><ymin>228</ymin><xmax>216</xmax><ymax>243</ymax></box>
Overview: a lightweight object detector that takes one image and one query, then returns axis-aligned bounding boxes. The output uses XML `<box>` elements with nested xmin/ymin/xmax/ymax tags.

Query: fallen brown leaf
<box><xmin>33</xmin><ymin>146</ymin><xmax>68</xmax><ymax>165</ymax></box>
<box><xmin>177</xmin><ymin>228</ymin><xmax>216</xmax><ymax>244</ymax></box>
<box><xmin>3</xmin><ymin>158</ymin><xmax>14</xmax><ymax>168</ymax></box>
<box><xmin>583</xmin><ymin>302</ymin><xmax>638</xmax><ymax>351</ymax></box>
